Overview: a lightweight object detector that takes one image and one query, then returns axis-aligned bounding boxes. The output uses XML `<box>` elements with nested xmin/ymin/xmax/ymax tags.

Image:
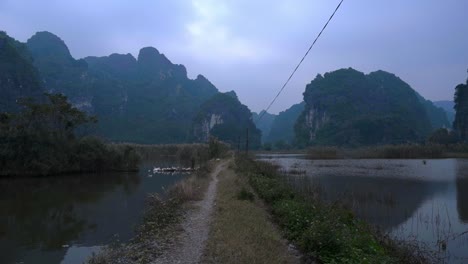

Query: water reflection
<box><xmin>259</xmin><ymin>156</ymin><xmax>468</xmax><ymax>263</ymax></box>
<box><xmin>303</xmin><ymin>174</ymin><xmax>449</xmax><ymax>230</ymax></box>
<box><xmin>0</xmin><ymin>161</ymin><xmax>187</xmax><ymax>264</ymax></box>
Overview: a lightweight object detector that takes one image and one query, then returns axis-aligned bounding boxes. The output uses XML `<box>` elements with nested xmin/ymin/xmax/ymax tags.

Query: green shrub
<box><xmin>236</xmin><ymin>187</ymin><xmax>254</xmax><ymax>201</ymax></box>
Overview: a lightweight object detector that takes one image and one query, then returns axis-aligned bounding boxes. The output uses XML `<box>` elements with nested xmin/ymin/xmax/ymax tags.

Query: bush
<box><xmin>236</xmin><ymin>187</ymin><xmax>254</xmax><ymax>201</ymax></box>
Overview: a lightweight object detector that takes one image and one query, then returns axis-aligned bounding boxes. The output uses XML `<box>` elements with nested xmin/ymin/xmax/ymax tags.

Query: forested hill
<box><xmin>82</xmin><ymin>47</ymin><xmax>220</xmax><ymax>143</ymax></box>
<box><xmin>0</xmin><ymin>30</ymin><xmax>269</xmax><ymax>146</ymax></box>
<box><xmin>0</xmin><ymin>31</ymin><xmax>43</xmax><ymax>112</ymax></box>
<box><xmin>0</xmin><ymin>30</ymin><xmax>263</xmax><ymax>146</ymax></box>
<box><xmin>295</xmin><ymin>68</ymin><xmax>449</xmax><ymax>147</ymax></box>
<box><xmin>23</xmin><ymin>31</ymin><xmax>222</xmax><ymax>143</ymax></box>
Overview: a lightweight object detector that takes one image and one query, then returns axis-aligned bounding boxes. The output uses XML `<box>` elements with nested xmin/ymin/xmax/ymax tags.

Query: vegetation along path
<box><xmin>153</xmin><ymin>160</ymin><xmax>229</xmax><ymax>264</ymax></box>
<box><xmin>201</xmin><ymin>160</ymin><xmax>301</xmax><ymax>264</ymax></box>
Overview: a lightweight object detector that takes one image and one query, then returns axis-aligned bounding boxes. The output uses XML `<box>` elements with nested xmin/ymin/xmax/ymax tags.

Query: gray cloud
<box><xmin>1</xmin><ymin>0</ymin><xmax>467</xmax><ymax>113</ymax></box>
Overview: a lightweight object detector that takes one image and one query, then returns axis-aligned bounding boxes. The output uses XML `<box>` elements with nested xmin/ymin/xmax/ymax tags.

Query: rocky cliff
<box><xmin>295</xmin><ymin>68</ymin><xmax>438</xmax><ymax>146</ymax></box>
<box><xmin>23</xmin><ymin>31</ymin><xmax>220</xmax><ymax>143</ymax></box>
<box><xmin>0</xmin><ymin>32</ymin><xmax>43</xmax><ymax>112</ymax></box>
<box><xmin>192</xmin><ymin>91</ymin><xmax>261</xmax><ymax>149</ymax></box>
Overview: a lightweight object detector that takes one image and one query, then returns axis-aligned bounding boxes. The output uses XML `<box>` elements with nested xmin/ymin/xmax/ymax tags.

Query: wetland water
<box><xmin>258</xmin><ymin>154</ymin><xmax>468</xmax><ymax>263</ymax></box>
<box><xmin>0</xmin><ymin>159</ymin><xmax>190</xmax><ymax>264</ymax></box>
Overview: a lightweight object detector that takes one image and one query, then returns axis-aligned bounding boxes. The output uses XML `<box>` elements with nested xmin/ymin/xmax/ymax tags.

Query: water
<box><xmin>258</xmin><ymin>154</ymin><xmax>468</xmax><ymax>263</ymax></box>
<box><xmin>0</xmin><ymin>159</ymin><xmax>190</xmax><ymax>264</ymax></box>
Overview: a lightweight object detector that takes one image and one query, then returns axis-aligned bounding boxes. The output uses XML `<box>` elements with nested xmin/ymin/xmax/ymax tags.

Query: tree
<box><xmin>0</xmin><ymin>93</ymin><xmax>101</xmax><ymax>175</ymax></box>
<box><xmin>428</xmin><ymin>128</ymin><xmax>457</xmax><ymax>145</ymax></box>
<box><xmin>16</xmin><ymin>93</ymin><xmax>96</xmax><ymax>140</ymax></box>
<box><xmin>454</xmin><ymin>74</ymin><xmax>468</xmax><ymax>141</ymax></box>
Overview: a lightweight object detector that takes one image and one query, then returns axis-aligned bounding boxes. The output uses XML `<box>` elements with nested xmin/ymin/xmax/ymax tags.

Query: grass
<box><xmin>168</xmin><ymin>163</ymin><xmax>213</xmax><ymax>201</ymax></box>
<box><xmin>202</xmin><ymin>162</ymin><xmax>299</xmax><ymax>264</ymax></box>
<box><xmin>236</xmin><ymin>155</ymin><xmax>429</xmax><ymax>264</ymax></box>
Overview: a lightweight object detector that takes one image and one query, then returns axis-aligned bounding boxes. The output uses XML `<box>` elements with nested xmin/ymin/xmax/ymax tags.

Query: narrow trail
<box><xmin>153</xmin><ymin>160</ymin><xmax>228</xmax><ymax>264</ymax></box>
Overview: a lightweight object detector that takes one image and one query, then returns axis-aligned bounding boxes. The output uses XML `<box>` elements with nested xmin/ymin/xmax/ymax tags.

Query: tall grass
<box><xmin>119</xmin><ymin>138</ymin><xmax>230</xmax><ymax>166</ymax></box>
<box><xmin>120</xmin><ymin>143</ymin><xmax>210</xmax><ymax>162</ymax></box>
<box><xmin>305</xmin><ymin>144</ymin><xmax>468</xmax><ymax>159</ymax></box>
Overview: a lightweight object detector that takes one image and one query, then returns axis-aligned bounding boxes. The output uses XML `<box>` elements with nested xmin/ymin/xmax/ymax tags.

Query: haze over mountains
<box><xmin>1</xmin><ymin>30</ymin><xmax>454</xmax><ymax>147</ymax></box>
<box><xmin>433</xmin><ymin>100</ymin><xmax>455</xmax><ymax>125</ymax></box>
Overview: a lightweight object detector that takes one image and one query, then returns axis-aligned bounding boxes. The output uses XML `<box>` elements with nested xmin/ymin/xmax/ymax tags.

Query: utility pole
<box><xmin>237</xmin><ymin>135</ymin><xmax>240</xmax><ymax>153</ymax></box>
<box><xmin>245</xmin><ymin>128</ymin><xmax>249</xmax><ymax>155</ymax></box>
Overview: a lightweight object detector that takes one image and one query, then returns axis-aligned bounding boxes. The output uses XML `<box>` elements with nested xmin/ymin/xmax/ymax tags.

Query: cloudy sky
<box><xmin>1</xmin><ymin>0</ymin><xmax>467</xmax><ymax>113</ymax></box>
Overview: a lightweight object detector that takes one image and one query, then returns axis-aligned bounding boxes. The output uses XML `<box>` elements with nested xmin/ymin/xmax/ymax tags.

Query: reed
<box><xmin>305</xmin><ymin>144</ymin><xmax>468</xmax><ymax>159</ymax></box>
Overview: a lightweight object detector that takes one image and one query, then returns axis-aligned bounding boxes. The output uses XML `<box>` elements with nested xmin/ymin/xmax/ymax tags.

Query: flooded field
<box><xmin>258</xmin><ymin>154</ymin><xmax>468</xmax><ymax>263</ymax></box>
<box><xmin>0</xmin><ymin>158</ymin><xmax>191</xmax><ymax>264</ymax></box>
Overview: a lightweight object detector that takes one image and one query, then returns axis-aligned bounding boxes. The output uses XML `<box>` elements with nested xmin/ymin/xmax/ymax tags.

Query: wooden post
<box><xmin>245</xmin><ymin>128</ymin><xmax>249</xmax><ymax>155</ymax></box>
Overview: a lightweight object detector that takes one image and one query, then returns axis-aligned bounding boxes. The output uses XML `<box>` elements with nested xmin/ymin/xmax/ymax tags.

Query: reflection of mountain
<box><xmin>0</xmin><ymin>172</ymin><xmax>139</xmax><ymax>264</ymax></box>
<box><xmin>0</xmin><ymin>166</ymin><xmax>189</xmax><ymax>264</ymax></box>
<box><xmin>310</xmin><ymin>175</ymin><xmax>449</xmax><ymax>230</ymax></box>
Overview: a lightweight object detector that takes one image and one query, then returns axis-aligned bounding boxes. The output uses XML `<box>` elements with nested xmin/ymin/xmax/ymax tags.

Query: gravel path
<box><xmin>153</xmin><ymin>160</ymin><xmax>227</xmax><ymax>264</ymax></box>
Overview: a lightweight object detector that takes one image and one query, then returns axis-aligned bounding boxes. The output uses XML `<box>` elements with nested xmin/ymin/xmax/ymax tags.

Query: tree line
<box><xmin>0</xmin><ymin>93</ymin><xmax>140</xmax><ymax>176</ymax></box>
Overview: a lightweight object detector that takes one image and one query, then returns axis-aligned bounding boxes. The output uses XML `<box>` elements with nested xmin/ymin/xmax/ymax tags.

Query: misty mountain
<box><xmin>22</xmin><ymin>31</ymin><xmax>229</xmax><ymax>144</ymax></box>
<box><xmin>252</xmin><ymin>103</ymin><xmax>306</xmax><ymax>146</ymax></box>
<box><xmin>0</xmin><ymin>31</ymin><xmax>43</xmax><ymax>112</ymax></box>
<box><xmin>267</xmin><ymin>102</ymin><xmax>305</xmax><ymax>145</ymax></box>
<box><xmin>83</xmin><ymin>47</ymin><xmax>219</xmax><ymax>143</ymax></box>
<box><xmin>192</xmin><ymin>91</ymin><xmax>261</xmax><ymax>149</ymax></box>
<box><xmin>252</xmin><ymin>111</ymin><xmax>276</xmax><ymax>143</ymax></box>
<box><xmin>415</xmin><ymin>95</ymin><xmax>450</xmax><ymax>129</ymax></box>
<box><xmin>295</xmin><ymin>68</ymin><xmax>442</xmax><ymax>146</ymax></box>
<box><xmin>26</xmin><ymin>31</ymin><xmax>93</xmax><ymax>111</ymax></box>
<box><xmin>434</xmin><ymin>100</ymin><xmax>455</xmax><ymax>125</ymax></box>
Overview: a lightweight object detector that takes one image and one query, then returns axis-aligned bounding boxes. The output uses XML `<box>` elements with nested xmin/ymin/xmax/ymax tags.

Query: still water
<box><xmin>0</xmin><ymin>159</ymin><xmax>190</xmax><ymax>264</ymax></box>
<box><xmin>258</xmin><ymin>155</ymin><xmax>468</xmax><ymax>263</ymax></box>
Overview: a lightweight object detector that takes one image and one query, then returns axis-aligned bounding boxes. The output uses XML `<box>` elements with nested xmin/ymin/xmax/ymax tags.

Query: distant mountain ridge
<box><xmin>268</xmin><ymin>102</ymin><xmax>305</xmax><ymax>144</ymax></box>
<box><xmin>1</xmin><ymin>31</ymin><xmax>259</xmax><ymax>147</ymax></box>
<box><xmin>252</xmin><ymin>111</ymin><xmax>276</xmax><ymax>143</ymax></box>
<box><xmin>433</xmin><ymin>100</ymin><xmax>455</xmax><ymax>125</ymax></box>
<box><xmin>1</xmin><ymin>31</ymin><xmax>453</xmax><ymax>148</ymax></box>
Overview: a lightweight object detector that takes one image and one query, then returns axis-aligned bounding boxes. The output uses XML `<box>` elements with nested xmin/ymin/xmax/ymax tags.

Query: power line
<box><xmin>256</xmin><ymin>0</ymin><xmax>345</xmax><ymax>122</ymax></box>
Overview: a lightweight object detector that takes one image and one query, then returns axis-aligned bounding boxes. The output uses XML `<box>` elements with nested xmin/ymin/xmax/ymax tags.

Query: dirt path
<box><xmin>153</xmin><ymin>160</ymin><xmax>228</xmax><ymax>264</ymax></box>
<box><xmin>201</xmin><ymin>165</ymin><xmax>301</xmax><ymax>264</ymax></box>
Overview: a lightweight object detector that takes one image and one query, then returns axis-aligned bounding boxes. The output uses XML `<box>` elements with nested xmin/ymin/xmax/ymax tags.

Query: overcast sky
<box><xmin>1</xmin><ymin>0</ymin><xmax>467</xmax><ymax>114</ymax></box>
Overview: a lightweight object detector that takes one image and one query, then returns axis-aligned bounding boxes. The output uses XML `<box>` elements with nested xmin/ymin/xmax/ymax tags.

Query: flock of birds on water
<box><xmin>147</xmin><ymin>166</ymin><xmax>197</xmax><ymax>177</ymax></box>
